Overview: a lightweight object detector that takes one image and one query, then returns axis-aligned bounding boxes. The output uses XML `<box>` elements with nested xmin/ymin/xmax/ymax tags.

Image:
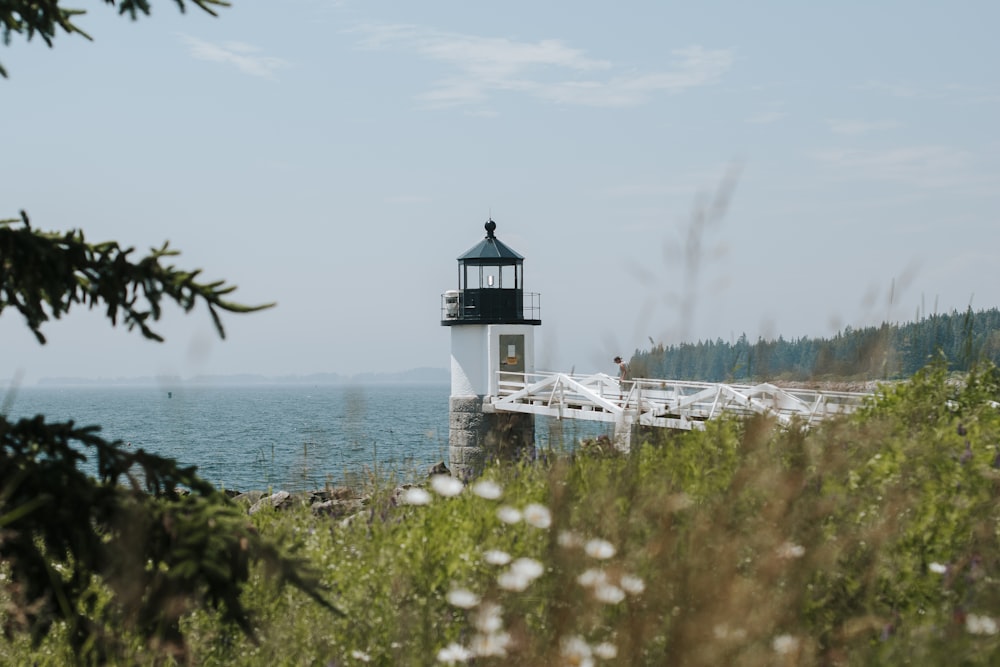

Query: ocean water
<box><xmin>1</xmin><ymin>384</ymin><xmax>611</xmax><ymax>492</ymax></box>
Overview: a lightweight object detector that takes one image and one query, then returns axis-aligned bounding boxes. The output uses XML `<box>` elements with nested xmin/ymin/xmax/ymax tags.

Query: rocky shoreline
<box><xmin>232</xmin><ymin>487</ymin><xmax>368</xmax><ymax>523</ymax></box>
<box><xmin>222</xmin><ymin>460</ymin><xmax>453</xmax><ymax>522</ymax></box>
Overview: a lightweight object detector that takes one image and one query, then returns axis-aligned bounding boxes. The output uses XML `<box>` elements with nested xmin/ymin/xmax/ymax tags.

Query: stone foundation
<box><xmin>449</xmin><ymin>396</ymin><xmax>535</xmax><ymax>479</ymax></box>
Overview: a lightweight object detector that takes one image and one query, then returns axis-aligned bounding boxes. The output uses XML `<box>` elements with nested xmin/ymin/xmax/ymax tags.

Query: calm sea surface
<box><xmin>2</xmin><ymin>384</ymin><xmax>610</xmax><ymax>492</ymax></box>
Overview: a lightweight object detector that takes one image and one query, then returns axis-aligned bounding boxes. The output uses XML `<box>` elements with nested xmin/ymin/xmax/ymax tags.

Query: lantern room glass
<box><xmin>462</xmin><ymin>263</ymin><xmax>521</xmax><ymax>290</ymax></box>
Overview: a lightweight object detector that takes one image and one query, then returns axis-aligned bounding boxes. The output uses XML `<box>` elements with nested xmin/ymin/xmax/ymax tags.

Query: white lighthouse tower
<box><xmin>440</xmin><ymin>219</ymin><xmax>541</xmax><ymax>478</ymax></box>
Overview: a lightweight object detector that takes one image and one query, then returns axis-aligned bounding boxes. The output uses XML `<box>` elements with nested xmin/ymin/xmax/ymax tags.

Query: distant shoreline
<box><xmin>4</xmin><ymin>367</ymin><xmax>449</xmax><ymax>388</ymax></box>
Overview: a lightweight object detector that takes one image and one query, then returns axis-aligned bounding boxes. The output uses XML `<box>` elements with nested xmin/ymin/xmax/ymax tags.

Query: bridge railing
<box><xmin>496</xmin><ymin>370</ymin><xmax>625</xmax><ymax>413</ymax></box>
<box><xmin>493</xmin><ymin>371</ymin><xmax>874</xmax><ymax>430</ymax></box>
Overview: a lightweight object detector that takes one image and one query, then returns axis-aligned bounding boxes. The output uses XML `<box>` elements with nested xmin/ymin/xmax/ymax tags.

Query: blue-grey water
<box><xmin>1</xmin><ymin>384</ymin><xmax>610</xmax><ymax>492</ymax></box>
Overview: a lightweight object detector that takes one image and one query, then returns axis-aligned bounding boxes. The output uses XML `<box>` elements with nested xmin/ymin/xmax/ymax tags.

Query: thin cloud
<box><xmin>745</xmin><ymin>110</ymin><xmax>786</xmax><ymax>124</ymax></box>
<box><xmin>182</xmin><ymin>36</ymin><xmax>289</xmax><ymax>79</ymax></box>
<box><xmin>858</xmin><ymin>80</ymin><xmax>1000</xmax><ymax>107</ymax></box>
<box><xmin>827</xmin><ymin>119</ymin><xmax>899</xmax><ymax>136</ymax></box>
<box><xmin>813</xmin><ymin>145</ymin><xmax>979</xmax><ymax>189</ymax></box>
<box><xmin>351</xmin><ymin>24</ymin><xmax>733</xmax><ymax>108</ymax></box>
<box><xmin>857</xmin><ymin>80</ymin><xmax>926</xmax><ymax>99</ymax></box>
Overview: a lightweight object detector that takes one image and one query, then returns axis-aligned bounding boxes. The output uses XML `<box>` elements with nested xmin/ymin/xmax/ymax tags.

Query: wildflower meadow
<box><xmin>4</xmin><ymin>360</ymin><xmax>1000</xmax><ymax>665</ymax></box>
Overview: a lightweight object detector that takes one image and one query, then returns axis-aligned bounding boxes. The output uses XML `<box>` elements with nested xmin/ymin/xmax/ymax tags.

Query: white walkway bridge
<box><xmin>488</xmin><ymin>371</ymin><xmax>873</xmax><ymax>449</ymax></box>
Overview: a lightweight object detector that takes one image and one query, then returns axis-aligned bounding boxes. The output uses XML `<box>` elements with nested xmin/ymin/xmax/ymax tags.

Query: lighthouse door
<box><xmin>498</xmin><ymin>334</ymin><xmax>525</xmax><ymax>387</ymax></box>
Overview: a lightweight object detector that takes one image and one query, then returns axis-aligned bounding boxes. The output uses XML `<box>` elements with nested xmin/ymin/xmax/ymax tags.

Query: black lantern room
<box><xmin>441</xmin><ymin>219</ymin><xmax>541</xmax><ymax>326</ymax></box>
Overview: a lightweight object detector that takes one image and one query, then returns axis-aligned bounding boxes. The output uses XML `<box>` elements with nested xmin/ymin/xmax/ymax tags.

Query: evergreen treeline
<box><xmin>631</xmin><ymin>307</ymin><xmax>1000</xmax><ymax>383</ymax></box>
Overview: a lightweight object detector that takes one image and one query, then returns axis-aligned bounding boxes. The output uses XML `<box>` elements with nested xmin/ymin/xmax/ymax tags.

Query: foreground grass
<box><xmin>5</xmin><ymin>361</ymin><xmax>1000</xmax><ymax>665</ymax></box>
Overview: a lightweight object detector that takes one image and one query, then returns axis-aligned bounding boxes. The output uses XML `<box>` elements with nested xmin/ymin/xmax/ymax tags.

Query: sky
<box><xmin>2</xmin><ymin>1</ymin><xmax>999</xmax><ymax>384</ymax></box>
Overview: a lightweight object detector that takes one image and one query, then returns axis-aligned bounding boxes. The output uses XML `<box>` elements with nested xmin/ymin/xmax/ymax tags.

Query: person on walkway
<box><xmin>614</xmin><ymin>356</ymin><xmax>630</xmax><ymax>400</ymax></box>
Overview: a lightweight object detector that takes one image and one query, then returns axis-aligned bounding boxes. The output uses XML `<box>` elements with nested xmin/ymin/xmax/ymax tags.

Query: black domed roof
<box><xmin>457</xmin><ymin>219</ymin><xmax>523</xmax><ymax>264</ymax></box>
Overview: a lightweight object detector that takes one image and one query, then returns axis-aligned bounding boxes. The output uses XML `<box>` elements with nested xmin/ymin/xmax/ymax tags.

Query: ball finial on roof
<box><xmin>485</xmin><ymin>218</ymin><xmax>496</xmax><ymax>238</ymax></box>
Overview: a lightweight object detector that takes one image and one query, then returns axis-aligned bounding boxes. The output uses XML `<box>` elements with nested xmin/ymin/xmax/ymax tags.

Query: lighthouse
<box><xmin>441</xmin><ymin>219</ymin><xmax>541</xmax><ymax>478</ymax></box>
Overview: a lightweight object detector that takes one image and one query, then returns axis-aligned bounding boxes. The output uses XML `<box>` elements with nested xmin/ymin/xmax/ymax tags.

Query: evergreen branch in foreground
<box><xmin>0</xmin><ymin>0</ymin><xmax>230</xmax><ymax>77</ymax></box>
<box><xmin>0</xmin><ymin>414</ymin><xmax>341</xmax><ymax>661</ymax></box>
<box><xmin>0</xmin><ymin>211</ymin><xmax>273</xmax><ymax>344</ymax></box>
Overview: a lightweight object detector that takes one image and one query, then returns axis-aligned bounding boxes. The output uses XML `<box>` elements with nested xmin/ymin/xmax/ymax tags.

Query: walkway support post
<box><xmin>613</xmin><ymin>415</ymin><xmax>633</xmax><ymax>452</ymax></box>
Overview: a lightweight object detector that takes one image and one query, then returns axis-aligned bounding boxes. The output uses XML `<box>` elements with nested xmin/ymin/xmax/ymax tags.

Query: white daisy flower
<box><xmin>594</xmin><ymin>583</ymin><xmax>625</xmax><ymax>605</ymax></box>
<box><xmin>446</xmin><ymin>588</ymin><xmax>480</xmax><ymax>609</ymax></box>
<box><xmin>470</xmin><ymin>631</ymin><xmax>511</xmax><ymax>658</ymax></box>
<box><xmin>430</xmin><ymin>474</ymin><xmax>464</xmax><ymax>497</ymax></box>
<box><xmin>576</xmin><ymin>568</ymin><xmax>607</xmax><ymax>588</ymax></box>
<box><xmin>483</xmin><ymin>550</ymin><xmax>512</xmax><ymax>566</ymax></box>
<box><xmin>523</xmin><ymin>503</ymin><xmax>552</xmax><ymax>529</ymax></box>
<box><xmin>776</xmin><ymin>541</ymin><xmax>806</xmax><ymax>559</ymax></box>
<box><xmin>967</xmin><ymin>613</ymin><xmax>999</xmax><ymax>636</ymax></box>
<box><xmin>437</xmin><ymin>642</ymin><xmax>472</xmax><ymax>664</ymax></box>
<box><xmin>471</xmin><ymin>479</ymin><xmax>503</xmax><ymax>500</ymax></box>
<box><xmin>584</xmin><ymin>538</ymin><xmax>616</xmax><ymax>560</ymax></box>
<box><xmin>559</xmin><ymin>635</ymin><xmax>593</xmax><ymax>667</ymax></box>
<box><xmin>772</xmin><ymin>634</ymin><xmax>800</xmax><ymax>655</ymax></box>
<box><xmin>475</xmin><ymin>602</ymin><xmax>504</xmax><ymax>634</ymax></box>
<box><xmin>510</xmin><ymin>557</ymin><xmax>544</xmax><ymax>580</ymax></box>
<box><xmin>400</xmin><ymin>487</ymin><xmax>432</xmax><ymax>506</ymax></box>
<box><xmin>619</xmin><ymin>574</ymin><xmax>645</xmax><ymax>595</ymax></box>
<box><xmin>497</xmin><ymin>570</ymin><xmax>530</xmax><ymax>592</ymax></box>
<box><xmin>496</xmin><ymin>505</ymin><xmax>522</xmax><ymax>524</ymax></box>
<box><xmin>593</xmin><ymin>641</ymin><xmax>618</xmax><ymax>659</ymax></box>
